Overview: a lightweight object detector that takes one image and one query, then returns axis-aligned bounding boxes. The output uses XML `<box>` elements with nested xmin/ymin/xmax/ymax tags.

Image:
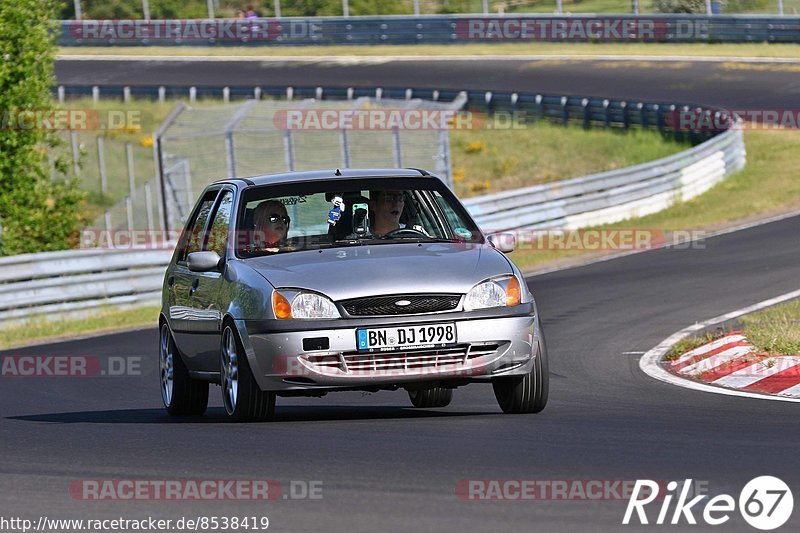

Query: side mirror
<box><xmin>187</xmin><ymin>251</ymin><xmax>222</xmax><ymax>272</ymax></box>
<box><xmin>487</xmin><ymin>233</ymin><xmax>516</xmax><ymax>253</ymax></box>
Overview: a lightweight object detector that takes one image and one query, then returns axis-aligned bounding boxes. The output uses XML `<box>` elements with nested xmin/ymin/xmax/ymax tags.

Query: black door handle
<box><xmin>167</xmin><ymin>276</ymin><xmax>175</xmax><ymax>289</ymax></box>
<box><xmin>189</xmin><ymin>278</ymin><xmax>199</xmax><ymax>295</ymax></box>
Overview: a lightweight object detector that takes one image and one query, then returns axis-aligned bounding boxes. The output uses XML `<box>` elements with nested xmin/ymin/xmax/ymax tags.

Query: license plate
<box><xmin>356</xmin><ymin>323</ymin><xmax>457</xmax><ymax>352</ymax></box>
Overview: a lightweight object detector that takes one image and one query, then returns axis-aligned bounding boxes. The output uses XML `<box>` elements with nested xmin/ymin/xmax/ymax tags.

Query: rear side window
<box><xmin>178</xmin><ymin>190</ymin><xmax>217</xmax><ymax>263</ymax></box>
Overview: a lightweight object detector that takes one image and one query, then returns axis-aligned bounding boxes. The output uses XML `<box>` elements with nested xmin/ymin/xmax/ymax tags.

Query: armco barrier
<box><xmin>0</xmin><ymin>247</ymin><xmax>173</xmax><ymax>326</ymax></box>
<box><xmin>59</xmin><ymin>15</ymin><xmax>800</xmax><ymax>46</ymax></box>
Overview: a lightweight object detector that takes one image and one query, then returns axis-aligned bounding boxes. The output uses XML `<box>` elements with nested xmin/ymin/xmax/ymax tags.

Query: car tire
<box><xmin>492</xmin><ymin>327</ymin><xmax>549</xmax><ymax>414</ymax></box>
<box><xmin>221</xmin><ymin>323</ymin><xmax>276</xmax><ymax>423</ymax></box>
<box><xmin>408</xmin><ymin>387</ymin><xmax>453</xmax><ymax>408</ymax></box>
<box><xmin>160</xmin><ymin>322</ymin><xmax>209</xmax><ymax>416</ymax></box>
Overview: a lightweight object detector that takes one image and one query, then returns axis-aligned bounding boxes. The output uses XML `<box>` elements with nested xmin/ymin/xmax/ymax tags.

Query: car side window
<box><xmin>205</xmin><ymin>190</ymin><xmax>234</xmax><ymax>257</ymax></box>
<box><xmin>178</xmin><ymin>190</ymin><xmax>217</xmax><ymax>263</ymax></box>
<box><xmin>408</xmin><ymin>191</ymin><xmax>446</xmax><ymax>238</ymax></box>
<box><xmin>433</xmin><ymin>191</ymin><xmax>469</xmax><ymax>237</ymax></box>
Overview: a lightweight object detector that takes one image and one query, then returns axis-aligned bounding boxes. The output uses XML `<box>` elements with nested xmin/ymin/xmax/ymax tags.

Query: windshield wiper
<box><xmin>384</xmin><ymin>236</ymin><xmax>464</xmax><ymax>243</ymax></box>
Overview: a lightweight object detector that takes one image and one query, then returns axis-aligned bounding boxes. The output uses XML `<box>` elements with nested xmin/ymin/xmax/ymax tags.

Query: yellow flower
<box><xmin>140</xmin><ymin>136</ymin><xmax>154</xmax><ymax>148</ymax></box>
<box><xmin>469</xmin><ymin>180</ymin><xmax>491</xmax><ymax>193</ymax></box>
<box><xmin>464</xmin><ymin>140</ymin><xmax>485</xmax><ymax>154</ymax></box>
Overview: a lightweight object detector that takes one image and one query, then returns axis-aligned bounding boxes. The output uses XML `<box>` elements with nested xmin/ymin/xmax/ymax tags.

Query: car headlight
<box><xmin>272</xmin><ymin>290</ymin><xmax>340</xmax><ymax>320</ymax></box>
<box><xmin>464</xmin><ymin>275</ymin><xmax>522</xmax><ymax>311</ymax></box>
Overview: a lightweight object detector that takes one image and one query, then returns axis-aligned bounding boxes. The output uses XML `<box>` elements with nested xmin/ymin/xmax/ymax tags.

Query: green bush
<box><xmin>0</xmin><ymin>0</ymin><xmax>86</xmax><ymax>255</ymax></box>
<box><xmin>653</xmin><ymin>0</ymin><xmax>708</xmax><ymax>13</ymax></box>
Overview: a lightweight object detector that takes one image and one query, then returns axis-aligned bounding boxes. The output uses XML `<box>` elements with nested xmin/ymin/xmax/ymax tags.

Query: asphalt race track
<box><xmin>2</xmin><ymin>213</ymin><xmax>799</xmax><ymax>532</ymax></box>
<box><xmin>55</xmin><ymin>58</ymin><xmax>800</xmax><ymax>109</ymax></box>
<box><xmin>2</xmin><ymin>57</ymin><xmax>795</xmax><ymax>531</ymax></box>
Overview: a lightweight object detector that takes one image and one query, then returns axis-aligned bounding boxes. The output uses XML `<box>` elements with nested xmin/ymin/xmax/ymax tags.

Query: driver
<box><xmin>369</xmin><ymin>190</ymin><xmax>404</xmax><ymax>237</ymax></box>
<box><xmin>253</xmin><ymin>200</ymin><xmax>289</xmax><ymax>249</ymax></box>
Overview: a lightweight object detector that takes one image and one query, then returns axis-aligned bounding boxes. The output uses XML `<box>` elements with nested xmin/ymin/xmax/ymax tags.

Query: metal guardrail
<box><xmin>58</xmin><ymin>15</ymin><xmax>800</xmax><ymax>45</ymax></box>
<box><xmin>0</xmin><ymin>247</ymin><xmax>173</xmax><ymax>326</ymax></box>
<box><xmin>5</xmin><ymin>85</ymin><xmax>745</xmax><ymax>325</ymax></box>
<box><xmin>464</xmin><ymin>126</ymin><xmax>745</xmax><ymax>231</ymax></box>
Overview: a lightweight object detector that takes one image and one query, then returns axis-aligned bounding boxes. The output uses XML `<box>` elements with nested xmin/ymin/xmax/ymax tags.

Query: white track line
<box><xmin>55</xmin><ymin>54</ymin><xmax>800</xmax><ymax>64</ymax></box>
<box><xmin>639</xmin><ymin>288</ymin><xmax>800</xmax><ymax>403</ymax></box>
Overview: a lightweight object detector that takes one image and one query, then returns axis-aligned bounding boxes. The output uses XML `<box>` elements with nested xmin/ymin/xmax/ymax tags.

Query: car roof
<box><xmin>214</xmin><ymin>168</ymin><xmax>433</xmax><ymax>187</ymax></box>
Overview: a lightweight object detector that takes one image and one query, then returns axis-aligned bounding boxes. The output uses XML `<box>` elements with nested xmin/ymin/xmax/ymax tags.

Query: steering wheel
<box><xmin>384</xmin><ymin>227</ymin><xmax>428</xmax><ymax>238</ymax></box>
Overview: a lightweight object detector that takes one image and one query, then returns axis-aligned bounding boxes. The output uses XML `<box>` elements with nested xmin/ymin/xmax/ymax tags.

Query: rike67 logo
<box><xmin>623</xmin><ymin>476</ymin><xmax>793</xmax><ymax>530</ymax></box>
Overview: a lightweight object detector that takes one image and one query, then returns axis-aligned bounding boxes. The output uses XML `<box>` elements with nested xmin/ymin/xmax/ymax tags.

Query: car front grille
<box><xmin>302</xmin><ymin>343</ymin><xmax>502</xmax><ymax>375</ymax></box>
<box><xmin>340</xmin><ymin>294</ymin><xmax>461</xmax><ymax>316</ymax></box>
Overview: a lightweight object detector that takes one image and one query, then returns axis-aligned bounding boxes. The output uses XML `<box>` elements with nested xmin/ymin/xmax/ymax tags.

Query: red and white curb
<box><xmin>639</xmin><ymin>289</ymin><xmax>800</xmax><ymax>403</ymax></box>
<box><xmin>668</xmin><ymin>332</ymin><xmax>800</xmax><ymax>398</ymax></box>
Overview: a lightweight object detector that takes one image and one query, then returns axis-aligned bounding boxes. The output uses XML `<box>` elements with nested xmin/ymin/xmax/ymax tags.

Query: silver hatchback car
<box><xmin>159</xmin><ymin>169</ymin><xmax>548</xmax><ymax>421</ymax></box>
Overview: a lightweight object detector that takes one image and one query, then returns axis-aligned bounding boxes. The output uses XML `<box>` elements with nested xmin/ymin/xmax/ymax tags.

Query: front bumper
<box><xmin>234</xmin><ymin>312</ymin><xmax>541</xmax><ymax>392</ymax></box>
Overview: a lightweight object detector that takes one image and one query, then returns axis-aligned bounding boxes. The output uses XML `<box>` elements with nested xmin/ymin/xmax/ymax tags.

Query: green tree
<box><xmin>0</xmin><ymin>0</ymin><xmax>86</xmax><ymax>255</ymax></box>
<box><xmin>653</xmin><ymin>0</ymin><xmax>707</xmax><ymax>13</ymax></box>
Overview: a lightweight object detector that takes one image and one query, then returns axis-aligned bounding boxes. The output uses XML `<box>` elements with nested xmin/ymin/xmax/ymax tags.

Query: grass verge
<box><xmin>0</xmin><ymin>306</ymin><xmax>160</xmax><ymax>351</ymax></box>
<box><xmin>740</xmin><ymin>299</ymin><xmax>800</xmax><ymax>356</ymax></box>
<box><xmin>452</xmin><ymin>122</ymin><xmax>687</xmax><ymax>197</ymax></box>
<box><xmin>58</xmin><ymin>42</ymin><xmax>800</xmax><ymax>59</ymax></box>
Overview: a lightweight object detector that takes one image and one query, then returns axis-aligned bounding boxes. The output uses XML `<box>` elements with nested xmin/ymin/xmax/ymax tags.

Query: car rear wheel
<box><xmin>160</xmin><ymin>322</ymin><xmax>209</xmax><ymax>416</ymax></box>
<box><xmin>408</xmin><ymin>387</ymin><xmax>453</xmax><ymax>408</ymax></box>
<box><xmin>492</xmin><ymin>329</ymin><xmax>549</xmax><ymax>414</ymax></box>
<box><xmin>221</xmin><ymin>324</ymin><xmax>276</xmax><ymax>423</ymax></box>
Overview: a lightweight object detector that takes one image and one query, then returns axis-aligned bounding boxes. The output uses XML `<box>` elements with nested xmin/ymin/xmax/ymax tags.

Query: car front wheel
<box><xmin>492</xmin><ymin>329</ymin><xmax>549</xmax><ymax>414</ymax></box>
<box><xmin>221</xmin><ymin>324</ymin><xmax>276</xmax><ymax>422</ymax></box>
<box><xmin>160</xmin><ymin>322</ymin><xmax>209</xmax><ymax>416</ymax></box>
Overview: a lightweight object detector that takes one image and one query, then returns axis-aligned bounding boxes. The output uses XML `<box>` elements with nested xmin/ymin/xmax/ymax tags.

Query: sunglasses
<box><xmin>267</xmin><ymin>214</ymin><xmax>290</xmax><ymax>224</ymax></box>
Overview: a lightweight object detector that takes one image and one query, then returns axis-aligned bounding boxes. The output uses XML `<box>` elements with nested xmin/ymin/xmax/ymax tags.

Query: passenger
<box><xmin>253</xmin><ymin>200</ymin><xmax>289</xmax><ymax>249</ymax></box>
<box><xmin>369</xmin><ymin>190</ymin><xmax>405</xmax><ymax>236</ymax></box>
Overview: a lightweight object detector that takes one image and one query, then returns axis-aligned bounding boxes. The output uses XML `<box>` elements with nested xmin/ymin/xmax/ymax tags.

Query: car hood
<box><xmin>242</xmin><ymin>242</ymin><xmax>512</xmax><ymax>301</ymax></box>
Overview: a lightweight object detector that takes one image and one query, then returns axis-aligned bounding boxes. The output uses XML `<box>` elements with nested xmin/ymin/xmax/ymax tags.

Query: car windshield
<box><xmin>235</xmin><ymin>177</ymin><xmax>483</xmax><ymax>258</ymax></box>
